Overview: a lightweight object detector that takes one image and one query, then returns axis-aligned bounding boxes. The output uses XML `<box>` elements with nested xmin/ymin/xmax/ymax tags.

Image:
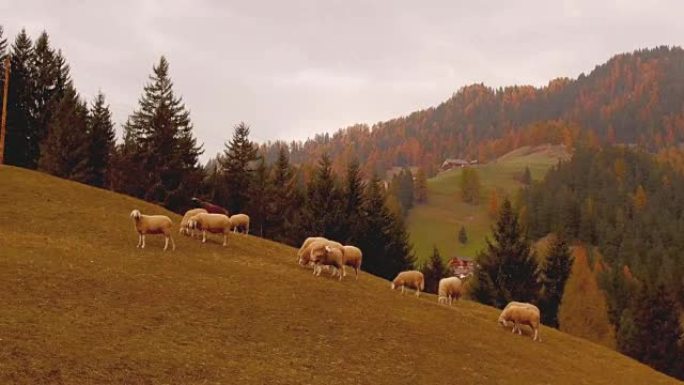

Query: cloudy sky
<box><xmin>2</xmin><ymin>0</ymin><xmax>682</xmax><ymax>161</ymax></box>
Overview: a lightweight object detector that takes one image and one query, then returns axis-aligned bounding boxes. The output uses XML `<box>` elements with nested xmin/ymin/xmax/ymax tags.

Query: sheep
<box><xmin>180</xmin><ymin>208</ymin><xmax>208</xmax><ymax>237</ymax></box>
<box><xmin>188</xmin><ymin>213</ymin><xmax>232</xmax><ymax>247</ymax></box>
<box><xmin>229</xmin><ymin>213</ymin><xmax>250</xmax><ymax>235</ymax></box>
<box><xmin>191</xmin><ymin>197</ymin><xmax>229</xmax><ymax>215</ymax></box>
<box><xmin>309</xmin><ymin>245</ymin><xmax>345</xmax><ymax>281</ymax></box>
<box><xmin>438</xmin><ymin>276</ymin><xmax>463</xmax><ymax>305</ymax></box>
<box><xmin>298</xmin><ymin>238</ymin><xmax>343</xmax><ymax>266</ymax></box>
<box><xmin>341</xmin><ymin>245</ymin><xmax>363</xmax><ymax>279</ymax></box>
<box><xmin>499</xmin><ymin>301</ymin><xmax>540</xmax><ymax>330</ymax></box>
<box><xmin>297</xmin><ymin>236</ymin><xmax>328</xmax><ymax>263</ymax></box>
<box><xmin>129</xmin><ymin>209</ymin><xmax>175</xmax><ymax>251</ymax></box>
<box><xmin>498</xmin><ymin>302</ymin><xmax>542</xmax><ymax>342</ymax></box>
<box><xmin>390</xmin><ymin>270</ymin><xmax>425</xmax><ymax>297</ymax></box>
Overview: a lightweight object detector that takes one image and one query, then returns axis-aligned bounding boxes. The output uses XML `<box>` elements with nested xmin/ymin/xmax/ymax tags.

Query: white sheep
<box><xmin>391</xmin><ymin>270</ymin><xmax>425</xmax><ymax>297</ymax></box>
<box><xmin>310</xmin><ymin>245</ymin><xmax>345</xmax><ymax>281</ymax></box>
<box><xmin>498</xmin><ymin>302</ymin><xmax>542</xmax><ymax>342</ymax></box>
<box><xmin>230</xmin><ymin>213</ymin><xmax>250</xmax><ymax>235</ymax></box>
<box><xmin>341</xmin><ymin>245</ymin><xmax>363</xmax><ymax>279</ymax></box>
<box><xmin>180</xmin><ymin>208</ymin><xmax>208</xmax><ymax>237</ymax></box>
<box><xmin>297</xmin><ymin>236</ymin><xmax>328</xmax><ymax>263</ymax></box>
<box><xmin>188</xmin><ymin>213</ymin><xmax>232</xmax><ymax>247</ymax></box>
<box><xmin>438</xmin><ymin>276</ymin><xmax>463</xmax><ymax>305</ymax></box>
<box><xmin>129</xmin><ymin>209</ymin><xmax>175</xmax><ymax>251</ymax></box>
<box><xmin>299</xmin><ymin>238</ymin><xmax>343</xmax><ymax>266</ymax></box>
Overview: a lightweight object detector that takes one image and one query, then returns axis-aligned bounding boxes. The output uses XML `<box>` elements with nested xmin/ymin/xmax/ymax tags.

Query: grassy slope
<box><xmin>0</xmin><ymin>165</ymin><xmax>677</xmax><ymax>385</ymax></box>
<box><xmin>407</xmin><ymin>145</ymin><xmax>568</xmax><ymax>263</ymax></box>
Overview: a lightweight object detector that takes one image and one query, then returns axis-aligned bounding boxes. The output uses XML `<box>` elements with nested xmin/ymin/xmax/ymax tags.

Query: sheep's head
<box><xmin>130</xmin><ymin>209</ymin><xmax>141</xmax><ymax>220</ymax></box>
<box><xmin>390</xmin><ymin>282</ymin><xmax>396</xmax><ymax>290</ymax></box>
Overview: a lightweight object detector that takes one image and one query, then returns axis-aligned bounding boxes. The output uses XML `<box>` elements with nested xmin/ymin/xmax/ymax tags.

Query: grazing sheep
<box><xmin>498</xmin><ymin>302</ymin><xmax>542</xmax><ymax>342</ymax></box>
<box><xmin>129</xmin><ymin>209</ymin><xmax>175</xmax><ymax>251</ymax></box>
<box><xmin>341</xmin><ymin>245</ymin><xmax>363</xmax><ymax>279</ymax></box>
<box><xmin>310</xmin><ymin>245</ymin><xmax>345</xmax><ymax>281</ymax></box>
<box><xmin>438</xmin><ymin>276</ymin><xmax>463</xmax><ymax>305</ymax></box>
<box><xmin>299</xmin><ymin>238</ymin><xmax>343</xmax><ymax>266</ymax></box>
<box><xmin>297</xmin><ymin>236</ymin><xmax>328</xmax><ymax>262</ymax></box>
<box><xmin>229</xmin><ymin>213</ymin><xmax>250</xmax><ymax>235</ymax></box>
<box><xmin>188</xmin><ymin>213</ymin><xmax>232</xmax><ymax>247</ymax></box>
<box><xmin>499</xmin><ymin>301</ymin><xmax>540</xmax><ymax>331</ymax></box>
<box><xmin>180</xmin><ymin>208</ymin><xmax>208</xmax><ymax>237</ymax></box>
<box><xmin>391</xmin><ymin>270</ymin><xmax>425</xmax><ymax>297</ymax></box>
<box><xmin>191</xmin><ymin>197</ymin><xmax>229</xmax><ymax>215</ymax></box>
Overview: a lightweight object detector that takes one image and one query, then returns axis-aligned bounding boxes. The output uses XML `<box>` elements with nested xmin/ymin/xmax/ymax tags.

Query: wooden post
<box><xmin>0</xmin><ymin>55</ymin><xmax>9</xmax><ymax>165</ymax></box>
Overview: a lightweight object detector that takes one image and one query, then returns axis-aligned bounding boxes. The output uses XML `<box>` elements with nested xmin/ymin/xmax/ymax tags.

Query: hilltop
<box><xmin>0</xmin><ymin>166</ymin><xmax>677</xmax><ymax>384</ymax></box>
<box><xmin>407</xmin><ymin>144</ymin><xmax>569</xmax><ymax>262</ymax></box>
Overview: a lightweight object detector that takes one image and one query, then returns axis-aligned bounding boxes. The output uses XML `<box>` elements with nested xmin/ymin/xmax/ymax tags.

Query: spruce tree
<box><xmin>38</xmin><ymin>84</ymin><xmax>90</xmax><ymax>181</ymax></box>
<box><xmin>268</xmin><ymin>146</ymin><xmax>300</xmax><ymax>244</ymax></box>
<box><xmin>302</xmin><ymin>153</ymin><xmax>343</xmax><ymax>240</ymax></box>
<box><xmin>358</xmin><ymin>174</ymin><xmax>415</xmax><ymax>280</ymax></box>
<box><xmin>618</xmin><ymin>285</ymin><xmax>683</xmax><ymax>378</ymax></box>
<box><xmin>123</xmin><ymin>56</ymin><xmax>203</xmax><ymax>211</ymax></box>
<box><xmin>340</xmin><ymin>159</ymin><xmax>364</xmax><ymax>244</ymax></box>
<box><xmin>247</xmin><ymin>158</ymin><xmax>270</xmax><ymax>237</ymax></box>
<box><xmin>414</xmin><ymin>168</ymin><xmax>428</xmax><ymax>203</ymax></box>
<box><xmin>539</xmin><ymin>235</ymin><xmax>574</xmax><ymax>327</ymax></box>
<box><xmin>29</xmin><ymin>31</ymin><xmax>68</xmax><ymax>168</ymax></box>
<box><xmin>220</xmin><ymin>122</ymin><xmax>258</xmax><ymax>213</ymax></box>
<box><xmin>471</xmin><ymin>198</ymin><xmax>540</xmax><ymax>308</ymax></box>
<box><xmin>422</xmin><ymin>246</ymin><xmax>448</xmax><ymax>294</ymax></box>
<box><xmin>458</xmin><ymin>225</ymin><xmax>468</xmax><ymax>244</ymax></box>
<box><xmin>5</xmin><ymin>29</ymin><xmax>34</xmax><ymax>167</ymax></box>
<box><xmin>85</xmin><ymin>92</ymin><xmax>115</xmax><ymax>188</ymax></box>
<box><xmin>0</xmin><ymin>26</ymin><xmax>6</xmax><ymax>119</ymax></box>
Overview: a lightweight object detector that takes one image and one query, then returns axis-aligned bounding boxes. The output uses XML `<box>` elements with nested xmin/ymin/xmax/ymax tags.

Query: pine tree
<box><xmin>422</xmin><ymin>246</ymin><xmax>448</xmax><ymax>294</ymax></box>
<box><xmin>460</xmin><ymin>168</ymin><xmax>481</xmax><ymax>204</ymax></box>
<box><xmin>220</xmin><ymin>122</ymin><xmax>258</xmax><ymax>214</ymax></box>
<box><xmin>539</xmin><ymin>235</ymin><xmax>574</xmax><ymax>327</ymax></box>
<box><xmin>340</xmin><ymin>159</ymin><xmax>365</xmax><ymax>244</ymax></box>
<box><xmin>110</xmin><ymin>119</ymin><xmax>146</xmax><ymax>198</ymax></box>
<box><xmin>470</xmin><ymin>198</ymin><xmax>540</xmax><ymax>308</ymax></box>
<box><xmin>618</xmin><ymin>285</ymin><xmax>683</xmax><ymax>378</ymax></box>
<box><xmin>268</xmin><ymin>146</ymin><xmax>300</xmax><ymax>244</ymax></box>
<box><xmin>357</xmin><ymin>174</ymin><xmax>415</xmax><ymax>280</ymax></box>
<box><xmin>247</xmin><ymin>158</ymin><xmax>270</xmax><ymax>237</ymax></box>
<box><xmin>521</xmin><ymin>166</ymin><xmax>532</xmax><ymax>185</ymax></box>
<box><xmin>85</xmin><ymin>92</ymin><xmax>115</xmax><ymax>188</ymax></box>
<box><xmin>123</xmin><ymin>56</ymin><xmax>203</xmax><ymax>211</ymax></box>
<box><xmin>29</xmin><ymin>31</ymin><xmax>68</xmax><ymax>168</ymax></box>
<box><xmin>302</xmin><ymin>153</ymin><xmax>343</xmax><ymax>240</ymax></box>
<box><xmin>414</xmin><ymin>168</ymin><xmax>428</xmax><ymax>203</ymax></box>
<box><xmin>38</xmin><ymin>84</ymin><xmax>90</xmax><ymax>181</ymax></box>
<box><xmin>458</xmin><ymin>225</ymin><xmax>468</xmax><ymax>244</ymax></box>
<box><xmin>5</xmin><ymin>29</ymin><xmax>34</xmax><ymax>167</ymax></box>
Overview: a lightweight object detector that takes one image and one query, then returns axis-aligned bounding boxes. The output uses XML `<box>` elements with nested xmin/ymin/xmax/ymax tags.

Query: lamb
<box><xmin>341</xmin><ymin>245</ymin><xmax>363</xmax><ymax>279</ymax></box>
<box><xmin>309</xmin><ymin>245</ymin><xmax>345</xmax><ymax>281</ymax></box>
<box><xmin>390</xmin><ymin>270</ymin><xmax>425</xmax><ymax>297</ymax></box>
<box><xmin>229</xmin><ymin>213</ymin><xmax>250</xmax><ymax>235</ymax></box>
<box><xmin>180</xmin><ymin>208</ymin><xmax>208</xmax><ymax>237</ymax></box>
<box><xmin>129</xmin><ymin>209</ymin><xmax>175</xmax><ymax>251</ymax></box>
<box><xmin>437</xmin><ymin>276</ymin><xmax>463</xmax><ymax>305</ymax></box>
<box><xmin>498</xmin><ymin>302</ymin><xmax>542</xmax><ymax>342</ymax></box>
<box><xmin>188</xmin><ymin>213</ymin><xmax>232</xmax><ymax>247</ymax></box>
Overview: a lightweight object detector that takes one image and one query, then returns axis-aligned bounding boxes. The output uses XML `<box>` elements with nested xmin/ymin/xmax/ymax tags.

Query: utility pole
<box><xmin>0</xmin><ymin>55</ymin><xmax>9</xmax><ymax>165</ymax></box>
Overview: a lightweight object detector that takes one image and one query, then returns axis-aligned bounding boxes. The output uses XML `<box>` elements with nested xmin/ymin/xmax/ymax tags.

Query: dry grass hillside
<box><xmin>0</xmin><ymin>165</ymin><xmax>678</xmax><ymax>384</ymax></box>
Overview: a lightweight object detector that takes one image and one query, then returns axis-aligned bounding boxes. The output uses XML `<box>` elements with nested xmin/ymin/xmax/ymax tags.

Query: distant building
<box><xmin>447</xmin><ymin>256</ymin><xmax>477</xmax><ymax>279</ymax></box>
<box><xmin>441</xmin><ymin>158</ymin><xmax>476</xmax><ymax>171</ymax></box>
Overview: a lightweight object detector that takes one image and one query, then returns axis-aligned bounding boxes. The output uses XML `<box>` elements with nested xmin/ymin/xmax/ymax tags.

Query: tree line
<box><xmin>1</xmin><ymin>27</ymin><xmax>415</xmax><ymax>281</ymax></box>
<box><xmin>519</xmin><ymin>145</ymin><xmax>684</xmax><ymax>379</ymax></box>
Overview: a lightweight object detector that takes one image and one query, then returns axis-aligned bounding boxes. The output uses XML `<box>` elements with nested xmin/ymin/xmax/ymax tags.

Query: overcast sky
<box><xmin>2</xmin><ymin>0</ymin><xmax>683</xmax><ymax>161</ymax></box>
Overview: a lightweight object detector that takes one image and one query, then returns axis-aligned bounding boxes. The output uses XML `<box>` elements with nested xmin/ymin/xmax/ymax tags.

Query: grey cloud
<box><xmin>3</xmin><ymin>0</ymin><xmax>684</xmax><ymax>161</ymax></box>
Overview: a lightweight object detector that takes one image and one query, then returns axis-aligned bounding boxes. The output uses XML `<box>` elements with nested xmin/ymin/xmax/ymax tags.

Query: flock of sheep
<box><xmin>129</xmin><ymin>207</ymin><xmax>541</xmax><ymax>342</ymax></box>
